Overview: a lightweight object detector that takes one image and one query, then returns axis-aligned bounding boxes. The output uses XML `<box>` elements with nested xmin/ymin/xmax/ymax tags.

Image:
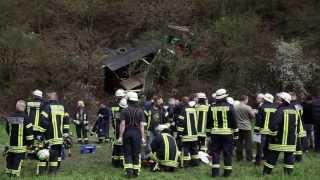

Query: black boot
<box><xmin>212</xmin><ymin>168</ymin><xmax>220</xmax><ymax>177</ymax></box>
<box><xmin>223</xmin><ymin>169</ymin><xmax>232</xmax><ymax>177</ymax></box>
<box><xmin>284</xmin><ymin>168</ymin><xmax>293</xmax><ymax>175</ymax></box>
<box><xmin>263</xmin><ymin>166</ymin><xmax>272</xmax><ymax>175</ymax></box>
<box><xmin>125</xmin><ymin>169</ymin><xmax>134</xmax><ymax>178</ymax></box>
<box><xmin>133</xmin><ymin>169</ymin><xmax>139</xmax><ymax>178</ymax></box>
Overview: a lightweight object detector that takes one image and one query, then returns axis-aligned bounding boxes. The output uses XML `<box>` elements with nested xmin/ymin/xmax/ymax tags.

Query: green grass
<box><xmin>0</xmin><ymin>121</ymin><xmax>320</xmax><ymax>179</ymax></box>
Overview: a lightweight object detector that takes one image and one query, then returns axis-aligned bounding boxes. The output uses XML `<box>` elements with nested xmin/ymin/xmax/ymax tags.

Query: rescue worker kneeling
<box><xmin>263</xmin><ymin>92</ymin><xmax>301</xmax><ymax>175</ymax></box>
<box><xmin>5</xmin><ymin>100</ymin><xmax>34</xmax><ymax>177</ymax></box>
<box><xmin>149</xmin><ymin>124</ymin><xmax>179</xmax><ymax>172</ymax></box>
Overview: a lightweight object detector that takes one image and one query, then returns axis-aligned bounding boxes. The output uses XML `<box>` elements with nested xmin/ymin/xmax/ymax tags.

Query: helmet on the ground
<box><xmin>63</xmin><ymin>136</ymin><xmax>73</xmax><ymax>149</ymax></box>
<box><xmin>37</xmin><ymin>149</ymin><xmax>50</xmax><ymax>160</ymax></box>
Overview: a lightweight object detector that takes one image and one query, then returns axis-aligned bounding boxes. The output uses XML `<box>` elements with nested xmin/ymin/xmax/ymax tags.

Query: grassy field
<box><xmin>0</xmin><ymin>121</ymin><xmax>320</xmax><ymax>180</ymax></box>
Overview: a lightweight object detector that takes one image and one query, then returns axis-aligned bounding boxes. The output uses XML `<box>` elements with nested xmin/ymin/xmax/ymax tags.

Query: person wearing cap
<box><xmin>111</xmin><ymin>98</ymin><xmax>127</xmax><ymax>167</ymax></box>
<box><xmin>93</xmin><ymin>103</ymin><xmax>111</xmax><ymax>143</ymax></box>
<box><xmin>234</xmin><ymin>95</ymin><xmax>255</xmax><ymax>162</ymax></box>
<box><xmin>26</xmin><ymin>89</ymin><xmax>45</xmax><ymax>139</ymax></box>
<box><xmin>290</xmin><ymin>92</ymin><xmax>306</xmax><ymax>162</ymax></box>
<box><xmin>118</xmin><ymin>91</ymin><xmax>145</xmax><ymax>178</ymax></box>
<box><xmin>5</xmin><ymin>100</ymin><xmax>34</xmax><ymax>177</ymax></box>
<box><xmin>195</xmin><ymin>92</ymin><xmax>210</xmax><ymax>152</ymax></box>
<box><xmin>254</xmin><ymin>93</ymin><xmax>277</xmax><ymax>165</ymax></box>
<box><xmin>37</xmin><ymin>92</ymin><xmax>69</xmax><ymax>175</ymax></box>
<box><xmin>73</xmin><ymin>100</ymin><xmax>89</xmax><ymax>144</ymax></box>
<box><xmin>149</xmin><ymin>124</ymin><xmax>179</xmax><ymax>172</ymax></box>
<box><xmin>176</xmin><ymin>97</ymin><xmax>199</xmax><ymax>167</ymax></box>
<box><xmin>206</xmin><ymin>89</ymin><xmax>238</xmax><ymax>177</ymax></box>
<box><xmin>263</xmin><ymin>92</ymin><xmax>302</xmax><ymax>175</ymax></box>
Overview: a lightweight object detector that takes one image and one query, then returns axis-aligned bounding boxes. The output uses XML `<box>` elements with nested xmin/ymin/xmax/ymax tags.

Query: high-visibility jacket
<box><xmin>207</xmin><ymin>100</ymin><xmax>238</xmax><ymax>135</ymax></box>
<box><xmin>268</xmin><ymin>104</ymin><xmax>301</xmax><ymax>152</ymax></box>
<box><xmin>177</xmin><ymin>106</ymin><xmax>198</xmax><ymax>142</ymax></box>
<box><xmin>39</xmin><ymin>100</ymin><xmax>69</xmax><ymax>145</ymax></box>
<box><xmin>26</xmin><ymin>99</ymin><xmax>44</xmax><ymax>132</ymax></box>
<box><xmin>111</xmin><ymin>105</ymin><xmax>121</xmax><ymax>140</ymax></box>
<box><xmin>150</xmin><ymin>132</ymin><xmax>179</xmax><ymax>167</ymax></box>
<box><xmin>6</xmin><ymin>112</ymin><xmax>34</xmax><ymax>153</ymax></box>
<box><xmin>195</xmin><ymin>104</ymin><xmax>209</xmax><ymax>137</ymax></box>
<box><xmin>292</xmin><ymin>101</ymin><xmax>306</xmax><ymax>138</ymax></box>
<box><xmin>74</xmin><ymin>108</ymin><xmax>88</xmax><ymax>125</ymax></box>
<box><xmin>144</xmin><ymin>107</ymin><xmax>167</xmax><ymax>132</ymax></box>
<box><xmin>254</xmin><ymin>102</ymin><xmax>277</xmax><ymax>135</ymax></box>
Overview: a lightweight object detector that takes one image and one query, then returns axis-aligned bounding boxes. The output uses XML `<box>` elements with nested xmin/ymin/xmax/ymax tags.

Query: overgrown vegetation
<box><xmin>1</xmin><ymin>0</ymin><xmax>320</xmax><ymax>113</ymax></box>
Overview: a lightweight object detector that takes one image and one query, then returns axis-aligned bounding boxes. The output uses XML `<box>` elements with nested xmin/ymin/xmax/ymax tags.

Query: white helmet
<box><xmin>215</xmin><ymin>89</ymin><xmax>229</xmax><ymax>100</ymax></box>
<box><xmin>127</xmin><ymin>91</ymin><xmax>139</xmax><ymax>102</ymax></box>
<box><xmin>197</xmin><ymin>92</ymin><xmax>207</xmax><ymax>99</ymax></box>
<box><xmin>278</xmin><ymin>92</ymin><xmax>291</xmax><ymax>104</ymax></box>
<box><xmin>226</xmin><ymin>97</ymin><xmax>234</xmax><ymax>105</ymax></box>
<box><xmin>77</xmin><ymin>100</ymin><xmax>85</xmax><ymax>107</ymax></box>
<box><xmin>32</xmin><ymin>89</ymin><xmax>43</xmax><ymax>98</ymax></box>
<box><xmin>119</xmin><ymin>98</ymin><xmax>128</xmax><ymax>108</ymax></box>
<box><xmin>211</xmin><ymin>93</ymin><xmax>216</xmax><ymax>99</ymax></box>
<box><xmin>257</xmin><ymin>93</ymin><xmax>264</xmax><ymax>99</ymax></box>
<box><xmin>188</xmin><ymin>100</ymin><xmax>196</xmax><ymax>107</ymax></box>
<box><xmin>115</xmin><ymin>89</ymin><xmax>126</xmax><ymax>97</ymax></box>
<box><xmin>37</xmin><ymin>149</ymin><xmax>50</xmax><ymax>160</ymax></box>
<box><xmin>264</xmin><ymin>93</ymin><xmax>274</xmax><ymax>103</ymax></box>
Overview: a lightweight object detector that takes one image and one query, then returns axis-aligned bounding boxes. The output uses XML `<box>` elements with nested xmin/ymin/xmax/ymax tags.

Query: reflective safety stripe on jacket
<box><xmin>269</xmin><ymin>109</ymin><xmax>298</xmax><ymax>152</ymax></box>
<box><xmin>210</xmin><ymin>106</ymin><xmax>233</xmax><ymax>135</ymax></box>
<box><xmin>27</xmin><ymin>101</ymin><xmax>41</xmax><ymax>131</ymax></box>
<box><xmin>181</xmin><ymin>108</ymin><xmax>198</xmax><ymax>142</ymax></box>
<box><xmin>195</xmin><ymin>105</ymin><xmax>209</xmax><ymax>137</ymax></box>
<box><xmin>260</xmin><ymin>108</ymin><xmax>277</xmax><ymax>135</ymax></box>
<box><xmin>144</xmin><ymin>110</ymin><xmax>152</xmax><ymax>130</ymax></box>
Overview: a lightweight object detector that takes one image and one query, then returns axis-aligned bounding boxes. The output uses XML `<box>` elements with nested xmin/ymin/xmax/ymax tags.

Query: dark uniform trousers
<box><xmin>37</xmin><ymin>145</ymin><xmax>63</xmax><ymax>175</ymax></box>
<box><xmin>112</xmin><ymin>142</ymin><xmax>124</xmax><ymax>167</ymax></box>
<box><xmin>123</xmin><ymin>127</ymin><xmax>141</xmax><ymax>175</ymax></box>
<box><xmin>255</xmin><ymin>135</ymin><xmax>270</xmax><ymax>163</ymax></box>
<box><xmin>198</xmin><ymin>136</ymin><xmax>207</xmax><ymax>152</ymax></box>
<box><xmin>294</xmin><ymin>137</ymin><xmax>303</xmax><ymax>162</ymax></box>
<box><xmin>264</xmin><ymin>151</ymin><xmax>294</xmax><ymax>175</ymax></box>
<box><xmin>182</xmin><ymin>141</ymin><xmax>199</xmax><ymax>167</ymax></box>
<box><xmin>211</xmin><ymin>135</ymin><xmax>233</xmax><ymax>177</ymax></box>
<box><xmin>76</xmin><ymin>124</ymin><xmax>88</xmax><ymax>143</ymax></box>
<box><xmin>6</xmin><ymin>152</ymin><xmax>25</xmax><ymax>177</ymax></box>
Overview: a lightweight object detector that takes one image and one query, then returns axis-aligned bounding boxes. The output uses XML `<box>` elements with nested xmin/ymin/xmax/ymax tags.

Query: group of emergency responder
<box><xmin>4</xmin><ymin>87</ymin><xmax>308</xmax><ymax>178</ymax></box>
<box><xmin>108</xmin><ymin>88</ymin><xmax>307</xmax><ymax>178</ymax></box>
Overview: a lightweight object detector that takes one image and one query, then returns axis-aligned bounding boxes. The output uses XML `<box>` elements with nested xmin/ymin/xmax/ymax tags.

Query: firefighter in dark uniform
<box><xmin>150</xmin><ymin>124</ymin><xmax>179</xmax><ymax>172</ymax></box>
<box><xmin>177</xmin><ymin>99</ymin><xmax>199</xmax><ymax>167</ymax></box>
<box><xmin>290</xmin><ymin>92</ymin><xmax>306</xmax><ymax>162</ymax></box>
<box><xmin>37</xmin><ymin>92</ymin><xmax>70</xmax><ymax>175</ymax></box>
<box><xmin>118</xmin><ymin>91</ymin><xmax>145</xmax><ymax>178</ymax></box>
<box><xmin>207</xmin><ymin>89</ymin><xmax>238</xmax><ymax>177</ymax></box>
<box><xmin>74</xmin><ymin>100</ymin><xmax>89</xmax><ymax>144</ymax></box>
<box><xmin>195</xmin><ymin>92</ymin><xmax>210</xmax><ymax>152</ymax></box>
<box><xmin>263</xmin><ymin>92</ymin><xmax>302</xmax><ymax>175</ymax></box>
<box><xmin>254</xmin><ymin>93</ymin><xmax>277</xmax><ymax>165</ymax></box>
<box><xmin>5</xmin><ymin>100</ymin><xmax>34</xmax><ymax>177</ymax></box>
<box><xmin>111</xmin><ymin>89</ymin><xmax>126</xmax><ymax>167</ymax></box>
<box><xmin>111</xmin><ymin>98</ymin><xmax>127</xmax><ymax>167</ymax></box>
<box><xmin>26</xmin><ymin>89</ymin><xmax>44</xmax><ymax>138</ymax></box>
<box><xmin>94</xmin><ymin>103</ymin><xmax>111</xmax><ymax>143</ymax></box>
